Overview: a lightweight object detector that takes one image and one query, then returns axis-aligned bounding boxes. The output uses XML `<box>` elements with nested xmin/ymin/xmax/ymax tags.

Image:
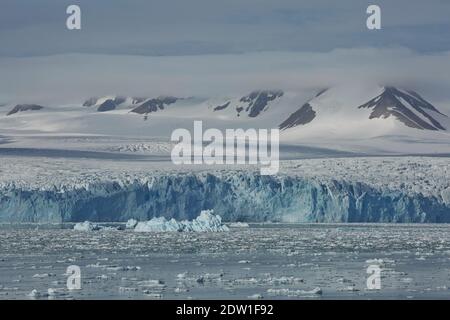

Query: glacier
<box><xmin>0</xmin><ymin>157</ymin><xmax>449</xmax><ymax>223</ymax></box>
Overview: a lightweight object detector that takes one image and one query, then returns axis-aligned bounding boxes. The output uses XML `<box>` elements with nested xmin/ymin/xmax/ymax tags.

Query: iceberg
<box><xmin>134</xmin><ymin>210</ymin><xmax>229</xmax><ymax>232</ymax></box>
<box><xmin>73</xmin><ymin>221</ymin><xmax>101</xmax><ymax>231</ymax></box>
<box><xmin>125</xmin><ymin>218</ymin><xmax>138</xmax><ymax>229</ymax></box>
<box><xmin>229</xmin><ymin>222</ymin><xmax>250</xmax><ymax>228</ymax></box>
<box><xmin>73</xmin><ymin>221</ymin><xmax>121</xmax><ymax>231</ymax></box>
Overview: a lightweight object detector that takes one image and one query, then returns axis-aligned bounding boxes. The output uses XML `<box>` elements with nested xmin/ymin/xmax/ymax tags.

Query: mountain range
<box><xmin>1</xmin><ymin>85</ymin><xmax>449</xmax><ymax>154</ymax></box>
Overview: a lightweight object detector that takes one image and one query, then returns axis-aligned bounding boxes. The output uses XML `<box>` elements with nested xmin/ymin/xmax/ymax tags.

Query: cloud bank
<box><xmin>1</xmin><ymin>48</ymin><xmax>450</xmax><ymax>108</ymax></box>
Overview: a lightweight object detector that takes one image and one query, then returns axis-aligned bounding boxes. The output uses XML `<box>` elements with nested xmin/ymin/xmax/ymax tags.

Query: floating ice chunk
<box><xmin>268</xmin><ymin>276</ymin><xmax>304</xmax><ymax>285</ymax></box>
<box><xmin>339</xmin><ymin>286</ymin><xmax>359</xmax><ymax>292</ymax></box>
<box><xmin>47</xmin><ymin>288</ymin><xmax>66</xmax><ymax>297</ymax></box>
<box><xmin>233</xmin><ymin>278</ymin><xmax>259</xmax><ymax>285</ymax></box>
<box><xmin>138</xmin><ymin>279</ymin><xmax>165</xmax><ymax>288</ymax></box>
<box><xmin>119</xmin><ymin>286</ymin><xmax>138</xmax><ymax>292</ymax></box>
<box><xmin>238</xmin><ymin>260</ymin><xmax>251</xmax><ymax>264</ymax></box>
<box><xmin>176</xmin><ymin>272</ymin><xmax>188</xmax><ymax>280</ymax></box>
<box><xmin>309</xmin><ymin>287</ymin><xmax>323</xmax><ymax>295</ymax></box>
<box><xmin>248</xmin><ymin>294</ymin><xmax>264</xmax><ymax>299</ymax></box>
<box><xmin>28</xmin><ymin>289</ymin><xmax>47</xmax><ymax>298</ymax></box>
<box><xmin>143</xmin><ymin>292</ymin><xmax>163</xmax><ymax>299</ymax></box>
<box><xmin>337</xmin><ymin>278</ymin><xmax>352</xmax><ymax>284</ymax></box>
<box><xmin>365</xmin><ymin>258</ymin><xmax>384</xmax><ymax>265</ymax></box>
<box><xmin>134</xmin><ymin>210</ymin><xmax>229</xmax><ymax>232</ymax></box>
<box><xmin>267</xmin><ymin>287</ymin><xmax>322</xmax><ymax>297</ymax></box>
<box><xmin>229</xmin><ymin>222</ymin><xmax>250</xmax><ymax>228</ymax></box>
<box><xmin>33</xmin><ymin>273</ymin><xmax>56</xmax><ymax>278</ymax></box>
<box><xmin>73</xmin><ymin>221</ymin><xmax>121</xmax><ymax>231</ymax></box>
<box><xmin>125</xmin><ymin>219</ymin><xmax>138</xmax><ymax>229</ymax></box>
<box><xmin>185</xmin><ymin>210</ymin><xmax>229</xmax><ymax>232</ymax></box>
<box><xmin>73</xmin><ymin>221</ymin><xmax>101</xmax><ymax>231</ymax></box>
<box><xmin>134</xmin><ymin>217</ymin><xmax>182</xmax><ymax>232</ymax></box>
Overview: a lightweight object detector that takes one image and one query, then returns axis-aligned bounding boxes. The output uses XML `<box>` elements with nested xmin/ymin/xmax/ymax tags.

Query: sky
<box><xmin>0</xmin><ymin>0</ymin><xmax>449</xmax><ymax>103</ymax></box>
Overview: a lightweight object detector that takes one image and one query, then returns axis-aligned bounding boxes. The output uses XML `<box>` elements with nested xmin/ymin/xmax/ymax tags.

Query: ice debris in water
<box><xmin>134</xmin><ymin>210</ymin><xmax>229</xmax><ymax>232</ymax></box>
<box><xmin>125</xmin><ymin>219</ymin><xmax>138</xmax><ymax>229</ymax></box>
<box><xmin>73</xmin><ymin>221</ymin><xmax>101</xmax><ymax>231</ymax></box>
<box><xmin>73</xmin><ymin>221</ymin><xmax>121</xmax><ymax>231</ymax></box>
<box><xmin>229</xmin><ymin>222</ymin><xmax>250</xmax><ymax>228</ymax></box>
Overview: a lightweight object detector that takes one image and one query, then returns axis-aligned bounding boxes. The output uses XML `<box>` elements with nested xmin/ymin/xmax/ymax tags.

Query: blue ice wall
<box><xmin>0</xmin><ymin>173</ymin><xmax>449</xmax><ymax>223</ymax></box>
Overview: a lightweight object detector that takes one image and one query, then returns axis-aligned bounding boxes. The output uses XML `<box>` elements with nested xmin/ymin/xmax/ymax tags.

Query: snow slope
<box><xmin>280</xmin><ymin>85</ymin><xmax>450</xmax><ymax>153</ymax></box>
<box><xmin>0</xmin><ymin>85</ymin><xmax>448</xmax><ymax>154</ymax></box>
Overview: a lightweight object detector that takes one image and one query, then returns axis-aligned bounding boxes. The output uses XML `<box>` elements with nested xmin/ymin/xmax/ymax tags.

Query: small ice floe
<box><xmin>98</xmin><ymin>265</ymin><xmax>141</xmax><ymax>272</ymax></box>
<box><xmin>143</xmin><ymin>292</ymin><xmax>163</xmax><ymax>299</ymax></box>
<box><xmin>86</xmin><ymin>262</ymin><xmax>103</xmax><ymax>268</ymax></box>
<box><xmin>415</xmin><ymin>256</ymin><xmax>426</xmax><ymax>261</ymax></box>
<box><xmin>238</xmin><ymin>260</ymin><xmax>251</xmax><ymax>264</ymax></box>
<box><xmin>233</xmin><ymin>278</ymin><xmax>259</xmax><ymax>285</ymax></box>
<box><xmin>123</xmin><ymin>266</ymin><xmax>141</xmax><ymax>271</ymax></box>
<box><xmin>204</xmin><ymin>272</ymin><xmax>224</xmax><ymax>281</ymax></box>
<box><xmin>176</xmin><ymin>272</ymin><xmax>188</xmax><ymax>280</ymax></box>
<box><xmin>32</xmin><ymin>273</ymin><xmax>56</xmax><ymax>278</ymax></box>
<box><xmin>134</xmin><ymin>210</ymin><xmax>229</xmax><ymax>232</ymax></box>
<box><xmin>337</xmin><ymin>278</ymin><xmax>352</xmax><ymax>284</ymax></box>
<box><xmin>137</xmin><ymin>279</ymin><xmax>165</xmax><ymax>289</ymax></box>
<box><xmin>248</xmin><ymin>294</ymin><xmax>264</xmax><ymax>300</ymax></box>
<box><xmin>365</xmin><ymin>258</ymin><xmax>384</xmax><ymax>265</ymax></box>
<box><xmin>174</xmin><ymin>287</ymin><xmax>189</xmax><ymax>293</ymax></box>
<box><xmin>73</xmin><ymin>221</ymin><xmax>101</xmax><ymax>231</ymax></box>
<box><xmin>86</xmin><ymin>263</ymin><xmax>139</xmax><ymax>272</ymax></box>
<box><xmin>119</xmin><ymin>286</ymin><xmax>138</xmax><ymax>292</ymax></box>
<box><xmin>28</xmin><ymin>289</ymin><xmax>48</xmax><ymax>299</ymax></box>
<box><xmin>96</xmin><ymin>274</ymin><xmax>110</xmax><ymax>280</ymax></box>
<box><xmin>229</xmin><ymin>222</ymin><xmax>250</xmax><ymax>228</ymax></box>
<box><xmin>125</xmin><ymin>219</ymin><xmax>138</xmax><ymax>229</ymax></box>
<box><xmin>47</xmin><ymin>288</ymin><xmax>66</xmax><ymax>298</ymax></box>
<box><xmin>284</xmin><ymin>263</ymin><xmax>297</xmax><ymax>268</ymax></box>
<box><xmin>267</xmin><ymin>276</ymin><xmax>304</xmax><ymax>285</ymax></box>
<box><xmin>73</xmin><ymin>221</ymin><xmax>122</xmax><ymax>231</ymax></box>
<box><xmin>267</xmin><ymin>287</ymin><xmax>322</xmax><ymax>297</ymax></box>
<box><xmin>339</xmin><ymin>285</ymin><xmax>360</xmax><ymax>292</ymax></box>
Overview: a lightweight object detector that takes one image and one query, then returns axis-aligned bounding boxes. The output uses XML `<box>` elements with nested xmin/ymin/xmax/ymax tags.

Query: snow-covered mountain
<box><xmin>212</xmin><ymin>90</ymin><xmax>284</xmax><ymax>118</ymax></box>
<box><xmin>1</xmin><ymin>85</ymin><xmax>449</xmax><ymax>154</ymax></box>
<box><xmin>6</xmin><ymin>104</ymin><xmax>44</xmax><ymax>116</ymax></box>
<box><xmin>130</xmin><ymin>96</ymin><xmax>180</xmax><ymax>115</ymax></box>
<box><xmin>83</xmin><ymin>96</ymin><xmax>146</xmax><ymax>112</ymax></box>
<box><xmin>279</xmin><ymin>85</ymin><xmax>450</xmax><ymax>153</ymax></box>
<box><xmin>281</xmin><ymin>86</ymin><xmax>448</xmax><ymax>131</ymax></box>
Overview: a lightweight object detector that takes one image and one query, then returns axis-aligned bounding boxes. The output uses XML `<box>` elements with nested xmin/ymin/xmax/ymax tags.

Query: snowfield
<box><xmin>0</xmin><ymin>156</ymin><xmax>448</xmax><ymax>223</ymax></box>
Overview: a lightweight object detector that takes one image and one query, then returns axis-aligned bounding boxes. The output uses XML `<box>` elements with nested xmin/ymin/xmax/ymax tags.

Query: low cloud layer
<box><xmin>1</xmin><ymin>48</ymin><xmax>450</xmax><ymax>108</ymax></box>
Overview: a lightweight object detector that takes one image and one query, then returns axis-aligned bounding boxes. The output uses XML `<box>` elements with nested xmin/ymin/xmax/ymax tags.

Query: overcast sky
<box><xmin>0</xmin><ymin>0</ymin><xmax>449</xmax><ymax>103</ymax></box>
<box><xmin>1</xmin><ymin>0</ymin><xmax>449</xmax><ymax>56</ymax></box>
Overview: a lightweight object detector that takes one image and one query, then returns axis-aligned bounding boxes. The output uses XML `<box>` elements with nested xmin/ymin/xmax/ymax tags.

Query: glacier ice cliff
<box><xmin>0</xmin><ymin>166</ymin><xmax>449</xmax><ymax>223</ymax></box>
